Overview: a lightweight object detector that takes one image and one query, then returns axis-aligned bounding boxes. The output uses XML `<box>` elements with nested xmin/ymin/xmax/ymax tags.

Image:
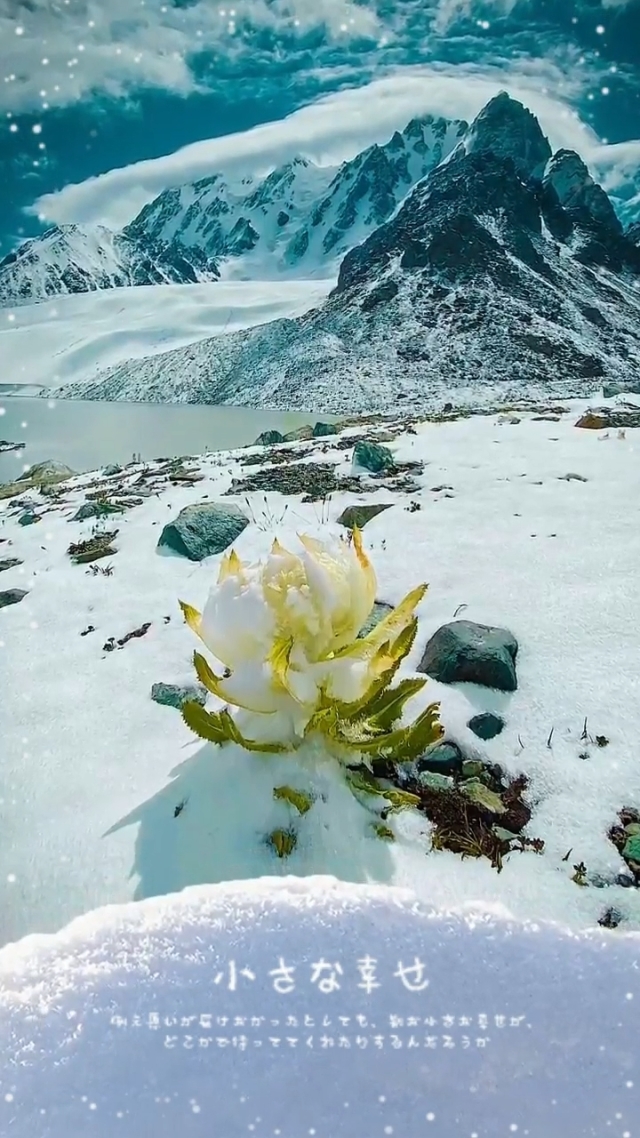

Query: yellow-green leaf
<box><xmin>268</xmin><ymin>828</ymin><xmax>297</xmax><ymax>858</ymax></box>
<box><xmin>382</xmin><ymin>788</ymin><xmax>421</xmax><ymax>812</ymax></box>
<box><xmin>181</xmin><ymin>701</ymin><xmax>230</xmax><ymax>745</ymax></box>
<box><xmin>179</xmin><ymin>599</ymin><xmax>203</xmax><ymax>639</ymax></box>
<box><xmin>218</xmin><ymin>708</ymin><xmax>289</xmax><ymax>753</ymax></box>
<box><xmin>372</xmin><ymin>822</ymin><xmax>396</xmax><ymax>841</ymax></box>
<box><xmin>394</xmin><ymin>701</ymin><xmax>443</xmax><ymax>760</ymax></box>
<box><xmin>367</xmin><ymin>677</ymin><xmax>427</xmax><ymax>732</ymax></box>
<box><xmin>345</xmin><ymin>768</ymin><xmax>385</xmax><ymax>797</ymax></box>
<box><xmin>273</xmin><ymin>785</ymin><xmax>313</xmax><ymax>814</ymax></box>
<box><xmin>193</xmin><ymin>650</ymin><xmax>224</xmax><ymax>695</ymax></box>
<box><xmin>336</xmin><ymin>584</ymin><xmax>427</xmax><ymax>662</ymax></box>
<box><xmin>268</xmin><ymin>636</ymin><xmax>294</xmax><ymax>696</ymax></box>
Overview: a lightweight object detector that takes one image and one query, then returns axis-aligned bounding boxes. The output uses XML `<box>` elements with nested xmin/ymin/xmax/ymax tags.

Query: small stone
<box><xmin>0</xmin><ymin>558</ymin><xmax>23</xmax><ymax>573</ymax></box>
<box><xmin>312</xmin><ymin>422</ymin><xmax>337</xmax><ymax>438</ymax></box>
<box><xmin>468</xmin><ymin>712</ymin><xmax>505</xmax><ymax>740</ymax></box>
<box><xmin>0</xmin><ymin>588</ymin><xmax>28</xmax><ymax>609</ymax></box>
<box><xmin>151</xmin><ymin>682</ymin><xmax>208</xmax><ymax>710</ymax></box>
<box><xmin>461</xmin><ymin>759</ymin><xmax>485</xmax><ymax>779</ymax></box>
<box><xmin>417</xmin><ymin>771</ymin><xmax>455</xmax><ymax>792</ymax></box>
<box><xmin>416</xmin><ymin>742</ymin><xmax>464</xmax><ymax>777</ymax></box>
<box><xmin>598</xmin><ymin>907</ymin><xmax>622</xmax><ymax>929</ymax></box>
<box><xmin>460</xmin><ymin>779</ymin><xmax>507</xmax><ymax>815</ymax></box>
<box><xmin>18</xmin><ymin>511</ymin><xmax>40</xmax><ymax>526</ymax></box>
<box><xmin>418</xmin><ymin>620</ymin><xmax>518</xmax><ymax>692</ymax></box>
<box><xmin>158</xmin><ymin>502</ymin><xmax>249</xmax><ymax>561</ymax></box>
<box><xmin>352</xmin><ymin>439</ymin><xmax>395</xmax><ymax>474</ymax></box>
<box><xmin>337</xmin><ymin>503</ymin><xmax>393</xmax><ymax>530</ymax></box>
<box><xmin>358</xmin><ymin>600</ymin><xmax>393</xmax><ymax>639</ymax></box>
<box><xmin>558</xmin><ymin>472</ymin><xmax>588</xmax><ymax>482</ymax></box>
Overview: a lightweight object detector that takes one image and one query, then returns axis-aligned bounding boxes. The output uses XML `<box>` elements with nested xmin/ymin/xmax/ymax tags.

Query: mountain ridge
<box><xmin>0</xmin><ymin>113</ymin><xmax>467</xmax><ymax>308</ymax></box>
<box><xmin>46</xmin><ymin>93</ymin><xmax>640</xmax><ymax>412</ymax></box>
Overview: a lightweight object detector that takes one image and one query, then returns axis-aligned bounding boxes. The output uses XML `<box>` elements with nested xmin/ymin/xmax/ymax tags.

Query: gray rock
<box><xmin>418</xmin><ymin>620</ymin><xmax>518</xmax><ymax>692</ymax></box>
<box><xmin>0</xmin><ymin>558</ymin><xmax>23</xmax><ymax>573</ymax></box>
<box><xmin>468</xmin><ymin>712</ymin><xmax>505</xmax><ymax>740</ymax></box>
<box><xmin>18</xmin><ymin>511</ymin><xmax>40</xmax><ymax>526</ymax></box>
<box><xmin>157</xmin><ymin>502</ymin><xmax>249</xmax><ymax>561</ymax></box>
<box><xmin>493</xmin><ymin>825</ymin><xmax>520</xmax><ymax>843</ymax></box>
<box><xmin>358</xmin><ymin>600</ymin><xmax>394</xmax><ymax>639</ymax></box>
<box><xmin>72</xmin><ymin>500</ymin><xmax>123</xmax><ymax>521</ymax></box>
<box><xmin>337</xmin><ymin>503</ymin><xmax>393</xmax><ymax>530</ymax></box>
<box><xmin>352</xmin><ymin>439</ymin><xmax>395</xmax><ymax>474</ymax></box>
<box><xmin>602</xmin><ymin>381</ymin><xmax>640</xmax><ymax>398</ymax></box>
<box><xmin>417</xmin><ymin>771</ymin><xmax>455</xmax><ymax>792</ymax></box>
<box><xmin>460</xmin><ymin>778</ymin><xmax>507</xmax><ymax>815</ymax></box>
<box><xmin>416</xmin><ymin>741</ymin><xmax>464</xmax><ymax>777</ymax></box>
<box><xmin>312</xmin><ymin>421</ymin><xmax>337</xmax><ymax>438</ymax></box>
<box><xmin>253</xmin><ymin>430</ymin><xmax>285</xmax><ymax>447</ymax></box>
<box><xmin>103</xmin><ymin>464</ymin><xmax>123</xmax><ymax>476</ymax></box>
<box><xmin>622</xmin><ymin>835</ymin><xmax>640</xmax><ymax>864</ymax></box>
<box><xmin>151</xmin><ymin>682</ymin><xmax>208</xmax><ymax>710</ymax></box>
<box><xmin>461</xmin><ymin>759</ymin><xmax>485</xmax><ymax>779</ymax></box>
<box><xmin>16</xmin><ymin>460</ymin><xmax>75</xmax><ymax>485</ymax></box>
<box><xmin>0</xmin><ymin>588</ymin><xmax>28</xmax><ymax>608</ymax></box>
<box><xmin>283</xmin><ymin>425</ymin><xmax>314</xmax><ymax>442</ymax></box>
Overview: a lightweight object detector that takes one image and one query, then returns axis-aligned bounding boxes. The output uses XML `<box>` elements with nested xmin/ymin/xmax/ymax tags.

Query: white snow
<box><xmin>0</xmin><ymin>279</ymin><xmax>333</xmax><ymax>392</ymax></box>
<box><xmin>0</xmin><ymin>877</ymin><xmax>638</xmax><ymax>1137</ymax></box>
<box><xmin>1</xmin><ymin>399</ymin><xmax>639</xmax><ymax>950</ymax></box>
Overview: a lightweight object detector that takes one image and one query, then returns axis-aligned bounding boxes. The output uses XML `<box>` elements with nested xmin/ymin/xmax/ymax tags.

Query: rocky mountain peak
<box><xmin>462</xmin><ymin>91</ymin><xmax>552</xmax><ymax>181</ymax></box>
<box><xmin>543</xmin><ymin>149</ymin><xmax>622</xmax><ymax>234</ymax></box>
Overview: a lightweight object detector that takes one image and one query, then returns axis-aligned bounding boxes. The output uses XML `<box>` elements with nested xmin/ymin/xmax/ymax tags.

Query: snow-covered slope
<box><xmin>0</xmin><ymin>278</ymin><xmax>333</xmax><ymax>392</ymax></box>
<box><xmin>0</xmin><ymin>877</ymin><xmax>638</xmax><ymax>1138</ymax></box>
<box><xmin>0</xmin><ymin>224</ymin><xmax>220</xmax><ymax>307</ymax></box>
<box><xmin>2</xmin><ymin>397</ymin><xmax>640</xmax><ymax>945</ymax></box>
<box><xmin>61</xmin><ymin>94</ymin><xmax>640</xmax><ymax>411</ymax></box>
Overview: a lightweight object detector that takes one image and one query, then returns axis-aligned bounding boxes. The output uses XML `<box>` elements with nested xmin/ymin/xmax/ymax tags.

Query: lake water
<box><xmin>0</xmin><ymin>396</ymin><xmax>341</xmax><ymax>483</ymax></box>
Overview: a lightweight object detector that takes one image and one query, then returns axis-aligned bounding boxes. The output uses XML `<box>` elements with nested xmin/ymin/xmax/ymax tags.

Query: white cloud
<box><xmin>0</xmin><ymin>0</ymin><xmax>380</xmax><ymax>114</ymax></box>
<box><xmin>432</xmin><ymin>0</ymin><xmax>637</xmax><ymax>32</ymax></box>
<box><xmin>32</xmin><ymin>64</ymin><xmax>606</xmax><ymax>230</ymax></box>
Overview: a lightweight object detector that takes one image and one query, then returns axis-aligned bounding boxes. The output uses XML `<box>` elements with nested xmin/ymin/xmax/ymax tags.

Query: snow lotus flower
<box><xmin>178</xmin><ymin>529</ymin><xmax>442</xmax><ymax>768</ymax></box>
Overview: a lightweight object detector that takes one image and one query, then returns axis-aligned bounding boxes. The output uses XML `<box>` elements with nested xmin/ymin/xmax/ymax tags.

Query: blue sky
<box><xmin>1</xmin><ymin>0</ymin><xmax>639</xmax><ymax>254</ymax></box>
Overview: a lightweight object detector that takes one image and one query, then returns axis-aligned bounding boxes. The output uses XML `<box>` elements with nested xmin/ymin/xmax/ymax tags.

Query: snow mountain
<box><xmin>124</xmin><ymin>115</ymin><xmax>467</xmax><ymax>278</ymax></box>
<box><xmin>53</xmin><ymin>92</ymin><xmax>640</xmax><ymax>412</ymax></box>
<box><xmin>0</xmin><ymin>224</ymin><xmax>220</xmax><ymax>307</ymax></box>
<box><xmin>1</xmin><ymin>114</ymin><xmax>467</xmax><ymax>308</ymax></box>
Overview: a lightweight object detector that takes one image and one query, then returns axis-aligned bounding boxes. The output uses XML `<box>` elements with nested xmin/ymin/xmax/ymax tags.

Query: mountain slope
<box><xmin>50</xmin><ymin>93</ymin><xmax>640</xmax><ymax>412</ymax></box>
<box><xmin>0</xmin><ymin>224</ymin><xmax>219</xmax><ymax>307</ymax></box>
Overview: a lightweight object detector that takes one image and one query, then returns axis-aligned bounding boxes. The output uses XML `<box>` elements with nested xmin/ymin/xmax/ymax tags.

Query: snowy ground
<box><xmin>1</xmin><ymin>397</ymin><xmax>639</xmax><ymax>948</ymax></box>
<box><xmin>0</xmin><ymin>877</ymin><xmax>638</xmax><ymax>1138</ymax></box>
<box><xmin>0</xmin><ymin>278</ymin><xmax>333</xmax><ymax>392</ymax></box>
